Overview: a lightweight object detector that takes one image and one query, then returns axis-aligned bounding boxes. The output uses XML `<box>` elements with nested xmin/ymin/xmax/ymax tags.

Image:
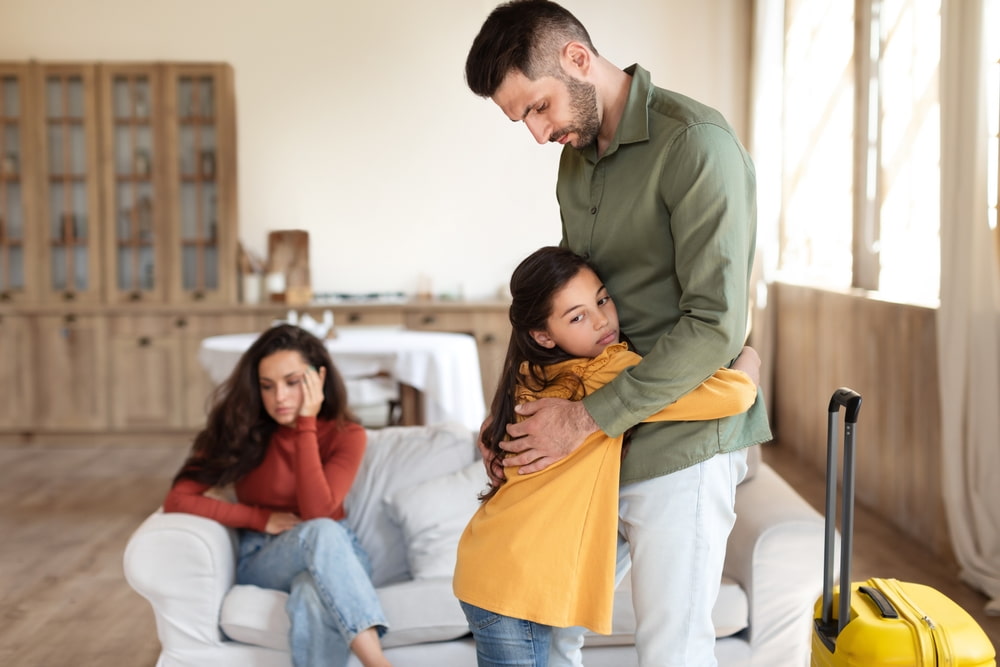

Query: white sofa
<box><xmin>124</xmin><ymin>422</ymin><xmax>830</xmax><ymax>667</ymax></box>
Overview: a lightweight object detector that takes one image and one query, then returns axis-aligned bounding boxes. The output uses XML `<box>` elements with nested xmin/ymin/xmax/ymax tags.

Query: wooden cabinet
<box><xmin>0</xmin><ymin>301</ymin><xmax>510</xmax><ymax>442</ymax></box>
<box><xmin>0</xmin><ymin>60</ymin><xmax>237</xmax><ymax>307</ymax></box>
<box><xmin>0</xmin><ymin>59</ymin><xmax>238</xmax><ymax>443</ymax></box>
<box><xmin>109</xmin><ymin>314</ymin><xmax>184</xmax><ymax>430</ymax></box>
<box><xmin>100</xmin><ymin>62</ymin><xmax>237</xmax><ymax>305</ymax></box>
<box><xmin>0</xmin><ymin>65</ymin><xmax>40</xmax><ymax>304</ymax></box>
<box><xmin>32</xmin><ymin>312</ymin><xmax>108</xmax><ymax>430</ymax></box>
<box><xmin>108</xmin><ymin>310</ymin><xmax>260</xmax><ymax>431</ymax></box>
<box><xmin>35</xmin><ymin>63</ymin><xmax>105</xmax><ymax>305</ymax></box>
<box><xmin>0</xmin><ymin>313</ymin><xmax>33</xmax><ymax>429</ymax></box>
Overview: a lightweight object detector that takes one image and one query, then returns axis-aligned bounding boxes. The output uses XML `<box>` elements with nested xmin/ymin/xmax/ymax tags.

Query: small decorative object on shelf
<box><xmin>267</xmin><ymin>229</ymin><xmax>311</xmax><ymax>306</ymax></box>
<box><xmin>265</xmin><ymin>271</ymin><xmax>286</xmax><ymax>303</ymax></box>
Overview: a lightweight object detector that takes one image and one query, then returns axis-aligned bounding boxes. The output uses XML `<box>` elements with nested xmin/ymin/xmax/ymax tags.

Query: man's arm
<box><xmin>506</xmin><ymin>123</ymin><xmax>757</xmax><ymax>471</ymax></box>
<box><xmin>501</xmin><ymin>398</ymin><xmax>597</xmax><ymax>472</ymax></box>
<box><xmin>583</xmin><ymin>122</ymin><xmax>757</xmax><ymax>437</ymax></box>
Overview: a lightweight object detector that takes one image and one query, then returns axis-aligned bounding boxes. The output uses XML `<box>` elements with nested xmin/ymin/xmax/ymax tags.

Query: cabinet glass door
<box><xmin>0</xmin><ymin>69</ymin><xmax>28</xmax><ymax>302</ymax></box>
<box><xmin>39</xmin><ymin>65</ymin><xmax>101</xmax><ymax>303</ymax></box>
<box><xmin>178</xmin><ymin>73</ymin><xmax>219</xmax><ymax>296</ymax></box>
<box><xmin>165</xmin><ymin>64</ymin><xmax>235</xmax><ymax>304</ymax></box>
<box><xmin>102</xmin><ymin>66</ymin><xmax>164</xmax><ymax>302</ymax></box>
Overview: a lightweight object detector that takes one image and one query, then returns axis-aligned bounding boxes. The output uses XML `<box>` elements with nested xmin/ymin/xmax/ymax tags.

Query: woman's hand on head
<box><xmin>298</xmin><ymin>365</ymin><xmax>327</xmax><ymax>418</ymax></box>
<box><xmin>265</xmin><ymin>511</ymin><xmax>301</xmax><ymax>534</ymax></box>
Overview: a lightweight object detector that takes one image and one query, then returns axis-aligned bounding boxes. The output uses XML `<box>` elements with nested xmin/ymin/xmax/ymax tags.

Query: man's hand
<box><xmin>502</xmin><ymin>398</ymin><xmax>598</xmax><ymax>474</ymax></box>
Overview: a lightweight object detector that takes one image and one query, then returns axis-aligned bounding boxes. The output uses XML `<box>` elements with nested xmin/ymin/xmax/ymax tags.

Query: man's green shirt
<box><xmin>558</xmin><ymin>65</ymin><xmax>773</xmax><ymax>485</ymax></box>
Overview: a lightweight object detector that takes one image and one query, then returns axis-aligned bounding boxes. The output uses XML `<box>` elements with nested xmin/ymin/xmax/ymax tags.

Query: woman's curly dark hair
<box><xmin>173</xmin><ymin>324</ymin><xmax>357</xmax><ymax>488</ymax></box>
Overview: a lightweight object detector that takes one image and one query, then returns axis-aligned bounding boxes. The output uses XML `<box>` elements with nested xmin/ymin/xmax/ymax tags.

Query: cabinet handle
<box><xmin>138</xmin><ymin>336</ymin><xmax>152</xmax><ymax>347</ymax></box>
<box><xmin>421</xmin><ymin>315</ymin><xmax>436</xmax><ymax>325</ymax></box>
<box><xmin>0</xmin><ymin>291</ymin><xmax>10</xmax><ymax>302</ymax></box>
<box><xmin>64</xmin><ymin>313</ymin><xmax>77</xmax><ymax>324</ymax></box>
<box><xmin>129</xmin><ymin>291</ymin><xmax>142</xmax><ymax>302</ymax></box>
<box><xmin>193</xmin><ymin>290</ymin><xmax>206</xmax><ymax>301</ymax></box>
<box><xmin>63</xmin><ymin>291</ymin><xmax>76</xmax><ymax>301</ymax></box>
<box><xmin>175</xmin><ymin>317</ymin><xmax>188</xmax><ymax>328</ymax></box>
<box><xmin>482</xmin><ymin>333</ymin><xmax>496</xmax><ymax>344</ymax></box>
<box><xmin>348</xmin><ymin>312</ymin><xmax>362</xmax><ymax>323</ymax></box>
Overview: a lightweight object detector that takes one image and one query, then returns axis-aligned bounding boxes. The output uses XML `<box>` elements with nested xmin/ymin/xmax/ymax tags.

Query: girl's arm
<box><xmin>644</xmin><ymin>346</ymin><xmax>760</xmax><ymax>423</ymax></box>
<box><xmin>293</xmin><ymin>418</ymin><xmax>367</xmax><ymax>520</ymax></box>
<box><xmin>163</xmin><ymin>478</ymin><xmax>269</xmax><ymax>531</ymax></box>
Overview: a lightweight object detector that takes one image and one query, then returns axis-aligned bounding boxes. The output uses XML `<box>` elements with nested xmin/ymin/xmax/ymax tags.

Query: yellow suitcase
<box><xmin>810</xmin><ymin>388</ymin><xmax>996</xmax><ymax>666</ymax></box>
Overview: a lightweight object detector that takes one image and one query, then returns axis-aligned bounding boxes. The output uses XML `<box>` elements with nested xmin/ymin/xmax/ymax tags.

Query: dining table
<box><xmin>197</xmin><ymin>327</ymin><xmax>486</xmax><ymax>431</ymax></box>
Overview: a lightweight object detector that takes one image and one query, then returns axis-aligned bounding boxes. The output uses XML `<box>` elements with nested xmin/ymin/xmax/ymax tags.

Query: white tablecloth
<box><xmin>197</xmin><ymin>328</ymin><xmax>486</xmax><ymax>431</ymax></box>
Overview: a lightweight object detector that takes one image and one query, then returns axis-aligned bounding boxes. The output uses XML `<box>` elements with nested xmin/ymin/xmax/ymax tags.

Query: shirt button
<box><xmin>590</xmin><ymin>206</ymin><xmax>598</xmax><ymax>214</ymax></box>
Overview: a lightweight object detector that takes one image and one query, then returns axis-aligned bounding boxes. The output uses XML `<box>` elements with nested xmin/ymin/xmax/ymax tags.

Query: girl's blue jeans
<box><xmin>236</xmin><ymin>518</ymin><xmax>388</xmax><ymax>667</ymax></box>
<box><xmin>461</xmin><ymin>600</ymin><xmax>552</xmax><ymax>666</ymax></box>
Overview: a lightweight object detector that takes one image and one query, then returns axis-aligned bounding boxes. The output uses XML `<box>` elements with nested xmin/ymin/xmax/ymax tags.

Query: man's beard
<box><xmin>555</xmin><ymin>75</ymin><xmax>601</xmax><ymax>148</ymax></box>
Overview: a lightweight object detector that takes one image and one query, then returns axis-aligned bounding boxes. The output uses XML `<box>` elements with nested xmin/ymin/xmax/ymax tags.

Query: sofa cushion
<box><xmin>220</xmin><ymin>578</ymin><xmax>473</xmax><ymax>651</ymax></box>
<box><xmin>384</xmin><ymin>460</ymin><xmax>488</xmax><ymax>579</ymax></box>
<box><xmin>220</xmin><ymin>585</ymin><xmax>289</xmax><ymax>650</ymax></box>
<box><xmin>344</xmin><ymin>422</ymin><xmax>476</xmax><ymax>587</ymax></box>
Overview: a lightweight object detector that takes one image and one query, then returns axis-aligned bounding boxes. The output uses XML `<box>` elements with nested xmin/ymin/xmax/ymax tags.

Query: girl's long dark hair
<box><xmin>173</xmin><ymin>324</ymin><xmax>357</xmax><ymax>488</ymax></box>
<box><xmin>481</xmin><ymin>246</ymin><xmax>593</xmax><ymax>499</ymax></box>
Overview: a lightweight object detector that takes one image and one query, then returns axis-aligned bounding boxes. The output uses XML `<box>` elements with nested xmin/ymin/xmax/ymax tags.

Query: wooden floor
<box><xmin>0</xmin><ymin>443</ymin><xmax>188</xmax><ymax>666</ymax></box>
<box><xmin>0</xmin><ymin>441</ymin><xmax>996</xmax><ymax>665</ymax></box>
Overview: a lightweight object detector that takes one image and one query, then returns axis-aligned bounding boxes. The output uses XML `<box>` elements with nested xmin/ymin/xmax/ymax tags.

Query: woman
<box><xmin>164</xmin><ymin>324</ymin><xmax>391</xmax><ymax>667</ymax></box>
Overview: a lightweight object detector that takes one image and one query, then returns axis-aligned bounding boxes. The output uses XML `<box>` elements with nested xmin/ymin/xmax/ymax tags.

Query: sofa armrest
<box><xmin>725</xmin><ymin>462</ymin><xmax>833</xmax><ymax>667</ymax></box>
<box><xmin>123</xmin><ymin>509</ymin><xmax>239</xmax><ymax>654</ymax></box>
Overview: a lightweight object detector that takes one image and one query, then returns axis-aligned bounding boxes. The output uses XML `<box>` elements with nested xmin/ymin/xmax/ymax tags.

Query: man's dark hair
<box><xmin>465</xmin><ymin>0</ymin><xmax>598</xmax><ymax>98</ymax></box>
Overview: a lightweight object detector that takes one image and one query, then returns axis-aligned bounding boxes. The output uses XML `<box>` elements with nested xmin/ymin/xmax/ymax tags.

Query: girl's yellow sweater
<box><xmin>452</xmin><ymin>343</ymin><xmax>757</xmax><ymax>633</ymax></box>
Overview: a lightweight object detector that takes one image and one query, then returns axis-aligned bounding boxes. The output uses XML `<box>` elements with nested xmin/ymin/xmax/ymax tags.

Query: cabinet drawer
<box><xmin>330</xmin><ymin>307</ymin><xmax>405</xmax><ymax>328</ymax></box>
<box><xmin>404</xmin><ymin>310</ymin><xmax>474</xmax><ymax>333</ymax></box>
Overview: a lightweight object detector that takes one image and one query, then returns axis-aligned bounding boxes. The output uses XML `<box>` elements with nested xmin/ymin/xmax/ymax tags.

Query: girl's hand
<box><xmin>298</xmin><ymin>365</ymin><xmax>327</xmax><ymax>418</ymax></box>
<box><xmin>265</xmin><ymin>511</ymin><xmax>301</xmax><ymax>534</ymax></box>
<box><xmin>731</xmin><ymin>346</ymin><xmax>762</xmax><ymax>386</ymax></box>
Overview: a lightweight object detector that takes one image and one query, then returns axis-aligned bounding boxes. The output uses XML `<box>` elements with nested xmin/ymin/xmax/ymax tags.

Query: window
<box><xmin>777</xmin><ymin>0</ymin><xmax>941</xmax><ymax>303</ymax></box>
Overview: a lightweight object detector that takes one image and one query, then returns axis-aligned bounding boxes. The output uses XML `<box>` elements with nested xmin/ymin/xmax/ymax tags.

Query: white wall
<box><xmin>0</xmin><ymin>0</ymin><xmax>750</xmax><ymax>299</ymax></box>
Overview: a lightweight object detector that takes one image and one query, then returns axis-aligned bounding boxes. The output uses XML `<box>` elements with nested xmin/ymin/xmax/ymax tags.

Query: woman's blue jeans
<box><xmin>461</xmin><ymin>601</ymin><xmax>552</xmax><ymax>666</ymax></box>
<box><xmin>236</xmin><ymin>518</ymin><xmax>388</xmax><ymax>667</ymax></box>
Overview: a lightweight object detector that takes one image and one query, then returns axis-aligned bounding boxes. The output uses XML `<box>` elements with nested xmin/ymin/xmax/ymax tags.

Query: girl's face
<box><xmin>531</xmin><ymin>266</ymin><xmax>620</xmax><ymax>358</ymax></box>
<box><xmin>258</xmin><ymin>349</ymin><xmax>311</xmax><ymax>426</ymax></box>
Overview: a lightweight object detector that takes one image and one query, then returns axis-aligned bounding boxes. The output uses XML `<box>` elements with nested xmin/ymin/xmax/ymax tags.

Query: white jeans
<box><xmin>549</xmin><ymin>449</ymin><xmax>748</xmax><ymax>667</ymax></box>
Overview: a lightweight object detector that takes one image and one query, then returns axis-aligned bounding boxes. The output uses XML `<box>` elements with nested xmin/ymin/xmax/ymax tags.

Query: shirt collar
<box><xmin>576</xmin><ymin>63</ymin><xmax>651</xmax><ymax>163</ymax></box>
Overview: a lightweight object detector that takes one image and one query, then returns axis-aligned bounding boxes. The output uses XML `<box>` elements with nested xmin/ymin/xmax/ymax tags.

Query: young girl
<box><xmin>453</xmin><ymin>247</ymin><xmax>760</xmax><ymax>666</ymax></box>
<box><xmin>163</xmin><ymin>324</ymin><xmax>392</xmax><ymax>667</ymax></box>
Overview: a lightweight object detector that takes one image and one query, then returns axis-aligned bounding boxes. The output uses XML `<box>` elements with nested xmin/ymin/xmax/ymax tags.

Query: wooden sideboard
<box><xmin>0</xmin><ymin>300</ymin><xmax>510</xmax><ymax>444</ymax></box>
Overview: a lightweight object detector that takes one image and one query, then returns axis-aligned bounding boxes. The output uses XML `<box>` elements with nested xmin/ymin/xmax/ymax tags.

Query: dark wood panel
<box><xmin>772</xmin><ymin>282</ymin><xmax>950</xmax><ymax>558</ymax></box>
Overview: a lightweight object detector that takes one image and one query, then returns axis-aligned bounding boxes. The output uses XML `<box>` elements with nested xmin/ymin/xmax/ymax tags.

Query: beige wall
<box><xmin>0</xmin><ymin>0</ymin><xmax>751</xmax><ymax>299</ymax></box>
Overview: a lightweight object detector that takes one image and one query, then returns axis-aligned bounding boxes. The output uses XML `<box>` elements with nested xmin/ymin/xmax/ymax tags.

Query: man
<box><xmin>464</xmin><ymin>2</ymin><xmax>772</xmax><ymax>666</ymax></box>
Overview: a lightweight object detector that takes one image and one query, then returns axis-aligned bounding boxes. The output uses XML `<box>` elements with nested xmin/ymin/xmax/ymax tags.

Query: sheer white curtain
<box><xmin>938</xmin><ymin>0</ymin><xmax>1000</xmax><ymax>615</ymax></box>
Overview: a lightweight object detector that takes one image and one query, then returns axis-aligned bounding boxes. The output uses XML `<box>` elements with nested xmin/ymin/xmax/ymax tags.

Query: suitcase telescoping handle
<box><xmin>821</xmin><ymin>387</ymin><xmax>862</xmax><ymax>636</ymax></box>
